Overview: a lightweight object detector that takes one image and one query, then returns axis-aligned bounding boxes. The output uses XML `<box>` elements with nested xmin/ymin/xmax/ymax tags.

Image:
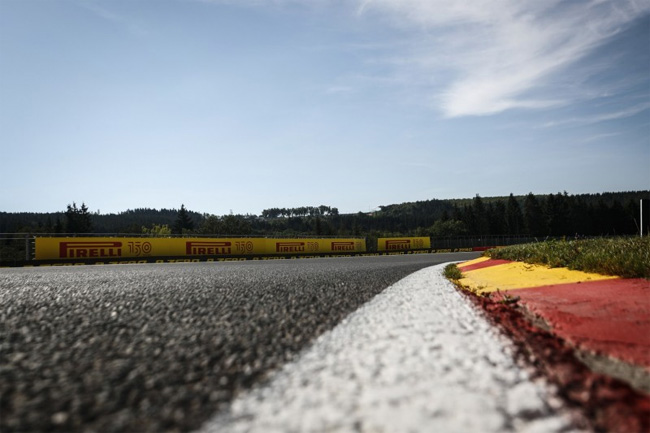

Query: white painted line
<box><xmin>197</xmin><ymin>264</ymin><xmax>580</xmax><ymax>433</ymax></box>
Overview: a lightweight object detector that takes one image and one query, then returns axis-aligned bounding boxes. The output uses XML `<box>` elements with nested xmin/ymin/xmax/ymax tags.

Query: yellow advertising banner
<box><xmin>377</xmin><ymin>237</ymin><xmax>431</xmax><ymax>251</ymax></box>
<box><xmin>35</xmin><ymin>237</ymin><xmax>366</xmax><ymax>260</ymax></box>
<box><xmin>35</xmin><ymin>237</ymin><xmax>268</xmax><ymax>260</ymax></box>
<box><xmin>267</xmin><ymin>238</ymin><xmax>366</xmax><ymax>255</ymax></box>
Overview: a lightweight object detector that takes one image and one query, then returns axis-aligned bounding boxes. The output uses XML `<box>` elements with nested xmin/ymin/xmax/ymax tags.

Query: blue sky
<box><xmin>1</xmin><ymin>0</ymin><xmax>649</xmax><ymax>215</ymax></box>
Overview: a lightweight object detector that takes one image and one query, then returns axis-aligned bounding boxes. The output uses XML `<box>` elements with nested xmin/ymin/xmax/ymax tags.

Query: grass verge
<box><xmin>443</xmin><ymin>263</ymin><xmax>463</xmax><ymax>280</ymax></box>
<box><xmin>486</xmin><ymin>237</ymin><xmax>650</xmax><ymax>279</ymax></box>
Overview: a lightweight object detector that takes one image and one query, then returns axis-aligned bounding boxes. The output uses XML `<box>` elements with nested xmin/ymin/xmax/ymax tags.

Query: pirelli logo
<box><xmin>186</xmin><ymin>241</ymin><xmax>231</xmax><ymax>255</ymax></box>
<box><xmin>276</xmin><ymin>242</ymin><xmax>305</xmax><ymax>253</ymax></box>
<box><xmin>59</xmin><ymin>241</ymin><xmax>123</xmax><ymax>258</ymax></box>
<box><xmin>331</xmin><ymin>241</ymin><xmax>355</xmax><ymax>251</ymax></box>
<box><xmin>385</xmin><ymin>239</ymin><xmax>411</xmax><ymax>250</ymax></box>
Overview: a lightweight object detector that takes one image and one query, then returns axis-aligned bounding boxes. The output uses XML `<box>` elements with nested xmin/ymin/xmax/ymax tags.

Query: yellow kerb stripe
<box><xmin>458</xmin><ymin>261</ymin><xmax>619</xmax><ymax>294</ymax></box>
<box><xmin>457</xmin><ymin>257</ymin><xmax>491</xmax><ymax>268</ymax></box>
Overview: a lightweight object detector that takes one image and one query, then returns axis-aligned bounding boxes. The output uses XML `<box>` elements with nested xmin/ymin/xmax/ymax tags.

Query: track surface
<box><xmin>201</xmin><ymin>264</ymin><xmax>577</xmax><ymax>433</ymax></box>
<box><xmin>1</xmin><ymin>253</ymin><xmax>476</xmax><ymax>432</ymax></box>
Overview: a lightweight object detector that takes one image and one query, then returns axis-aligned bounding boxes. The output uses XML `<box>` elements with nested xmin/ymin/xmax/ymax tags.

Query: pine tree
<box><xmin>505</xmin><ymin>194</ymin><xmax>524</xmax><ymax>235</ymax></box>
<box><xmin>523</xmin><ymin>193</ymin><xmax>545</xmax><ymax>236</ymax></box>
<box><xmin>54</xmin><ymin>217</ymin><xmax>64</xmax><ymax>234</ymax></box>
<box><xmin>472</xmin><ymin>194</ymin><xmax>490</xmax><ymax>235</ymax></box>
<box><xmin>65</xmin><ymin>202</ymin><xmax>93</xmax><ymax>234</ymax></box>
<box><xmin>173</xmin><ymin>205</ymin><xmax>194</xmax><ymax>234</ymax></box>
<box><xmin>489</xmin><ymin>201</ymin><xmax>507</xmax><ymax>235</ymax></box>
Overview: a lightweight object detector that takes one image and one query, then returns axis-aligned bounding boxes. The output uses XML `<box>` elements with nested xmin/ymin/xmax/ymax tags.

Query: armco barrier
<box><xmin>377</xmin><ymin>237</ymin><xmax>431</xmax><ymax>252</ymax></box>
<box><xmin>34</xmin><ymin>237</ymin><xmax>367</xmax><ymax>261</ymax></box>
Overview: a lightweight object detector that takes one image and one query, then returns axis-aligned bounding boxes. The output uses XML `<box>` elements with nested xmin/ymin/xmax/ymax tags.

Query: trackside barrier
<box><xmin>5</xmin><ymin>236</ymin><xmax>493</xmax><ymax>267</ymax></box>
<box><xmin>377</xmin><ymin>237</ymin><xmax>431</xmax><ymax>252</ymax></box>
<box><xmin>19</xmin><ymin>249</ymin><xmax>479</xmax><ymax>266</ymax></box>
<box><xmin>34</xmin><ymin>237</ymin><xmax>367</xmax><ymax>261</ymax></box>
<box><xmin>2</xmin><ymin>248</ymin><xmax>487</xmax><ymax>267</ymax></box>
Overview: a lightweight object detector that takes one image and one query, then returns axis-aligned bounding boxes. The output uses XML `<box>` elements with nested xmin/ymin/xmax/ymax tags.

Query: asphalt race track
<box><xmin>1</xmin><ymin>253</ymin><xmax>478</xmax><ymax>433</ymax></box>
<box><xmin>200</xmin><ymin>263</ymin><xmax>579</xmax><ymax>433</ymax></box>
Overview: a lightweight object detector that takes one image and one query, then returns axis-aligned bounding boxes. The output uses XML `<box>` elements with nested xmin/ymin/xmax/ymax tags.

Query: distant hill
<box><xmin>1</xmin><ymin>190</ymin><xmax>648</xmax><ymax>237</ymax></box>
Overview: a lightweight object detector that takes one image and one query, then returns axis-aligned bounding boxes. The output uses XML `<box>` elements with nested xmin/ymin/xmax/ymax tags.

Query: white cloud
<box><xmin>357</xmin><ymin>0</ymin><xmax>650</xmax><ymax>117</ymax></box>
<box><xmin>542</xmin><ymin>101</ymin><xmax>650</xmax><ymax>128</ymax></box>
<box><xmin>580</xmin><ymin>132</ymin><xmax>624</xmax><ymax>143</ymax></box>
<box><xmin>191</xmin><ymin>0</ymin><xmax>649</xmax><ymax>117</ymax></box>
<box><xmin>588</xmin><ymin>102</ymin><xmax>650</xmax><ymax>122</ymax></box>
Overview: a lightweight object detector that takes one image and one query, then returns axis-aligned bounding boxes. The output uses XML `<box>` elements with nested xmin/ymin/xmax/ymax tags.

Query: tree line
<box><xmin>433</xmin><ymin>192</ymin><xmax>644</xmax><ymax>238</ymax></box>
<box><xmin>261</xmin><ymin>205</ymin><xmax>339</xmax><ymax>218</ymax></box>
<box><xmin>1</xmin><ymin>191</ymin><xmax>648</xmax><ymax>239</ymax></box>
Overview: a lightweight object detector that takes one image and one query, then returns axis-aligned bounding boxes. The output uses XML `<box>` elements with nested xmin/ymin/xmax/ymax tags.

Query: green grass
<box><xmin>487</xmin><ymin>237</ymin><xmax>650</xmax><ymax>279</ymax></box>
<box><xmin>444</xmin><ymin>263</ymin><xmax>463</xmax><ymax>280</ymax></box>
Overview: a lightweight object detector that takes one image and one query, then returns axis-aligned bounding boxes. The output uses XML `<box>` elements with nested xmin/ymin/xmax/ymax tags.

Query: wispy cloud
<box><xmin>75</xmin><ymin>0</ymin><xmax>148</xmax><ymax>35</ymax></box>
<box><xmin>542</xmin><ymin>101</ymin><xmax>650</xmax><ymax>128</ymax></box>
<box><xmin>580</xmin><ymin>132</ymin><xmax>624</xmax><ymax>143</ymax></box>
<box><xmin>358</xmin><ymin>0</ymin><xmax>650</xmax><ymax>117</ymax></box>
<box><xmin>190</xmin><ymin>0</ymin><xmax>649</xmax><ymax>118</ymax></box>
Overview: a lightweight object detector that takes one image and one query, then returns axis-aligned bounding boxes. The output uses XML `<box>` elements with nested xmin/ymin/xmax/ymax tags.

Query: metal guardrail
<box><xmin>0</xmin><ymin>234</ymin><xmax>35</xmax><ymax>261</ymax></box>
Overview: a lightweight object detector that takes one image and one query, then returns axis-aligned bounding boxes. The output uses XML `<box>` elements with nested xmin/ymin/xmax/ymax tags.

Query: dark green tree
<box><xmin>488</xmin><ymin>201</ymin><xmax>507</xmax><ymax>235</ymax></box>
<box><xmin>54</xmin><ymin>217</ymin><xmax>64</xmax><ymax>234</ymax></box>
<box><xmin>198</xmin><ymin>215</ymin><xmax>222</xmax><ymax>234</ymax></box>
<box><xmin>569</xmin><ymin>197</ymin><xmax>590</xmax><ymax>235</ymax></box>
<box><xmin>173</xmin><ymin>205</ymin><xmax>194</xmax><ymax>234</ymax></box>
<box><xmin>505</xmin><ymin>193</ymin><xmax>524</xmax><ymax>235</ymax></box>
<box><xmin>429</xmin><ymin>219</ymin><xmax>467</xmax><ymax>237</ymax></box>
<box><xmin>545</xmin><ymin>192</ymin><xmax>570</xmax><ymax>236</ymax></box>
<box><xmin>610</xmin><ymin>200</ymin><xmax>628</xmax><ymax>235</ymax></box>
<box><xmin>462</xmin><ymin>204</ymin><xmax>475</xmax><ymax>234</ymax></box>
<box><xmin>318</xmin><ymin>205</ymin><xmax>330</xmax><ymax>216</ymax></box>
<box><xmin>625</xmin><ymin>199</ymin><xmax>641</xmax><ymax>235</ymax></box>
<box><xmin>452</xmin><ymin>204</ymin><xmax>463</xmax><ymax>221</ymax></box>
<box><xmin>523</xmin><ymin>193</ymin><xmax>545</xmax><ymax>235</ymax></box>
<box><xmin>314</xmin><ymin>216</ymin><xmax>322</xmax><ymax>235</ymax></box>
<box><xmin>472</xmin><ymin>194</ymin><xmax>490</xmax><ymax>235</ymax></box>
<box><xmin>65</xmin><ymin>202</ymin><xmax>93</xmax><ymax>233</ymax></box>
<box><xmin>220</xmin><ymin>214</ymin><xmax>252</xmax><ymax>235</ymax></box>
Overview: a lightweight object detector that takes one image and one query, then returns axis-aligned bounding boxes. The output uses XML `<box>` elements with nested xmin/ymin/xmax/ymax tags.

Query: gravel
<box><xmin>1</xmin><ymin>254</ymin><xmax>473</xmax><ymax>432</ymax></box>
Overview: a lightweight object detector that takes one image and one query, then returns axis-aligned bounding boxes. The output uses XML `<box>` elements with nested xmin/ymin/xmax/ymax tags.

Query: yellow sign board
<box><xmin>35</xmin><ymin>237</ymin><xmax>366</xmax><ymax>260</ymax></box>
<box><xmin>377</xmin><ymin>237</ymin><xmax>430</xmax><ymax>251</ymax></box>
<box><xmin>268</xmin><ymin>238</ymin><xmax>366</xmax><ymax>255</ymax></box>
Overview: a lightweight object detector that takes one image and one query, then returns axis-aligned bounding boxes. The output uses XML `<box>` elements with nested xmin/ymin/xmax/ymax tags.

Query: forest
<box><xmin>1</xmin><ymin>190</ymin><xmax>647</xmax><ymax>239</ymax></box>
